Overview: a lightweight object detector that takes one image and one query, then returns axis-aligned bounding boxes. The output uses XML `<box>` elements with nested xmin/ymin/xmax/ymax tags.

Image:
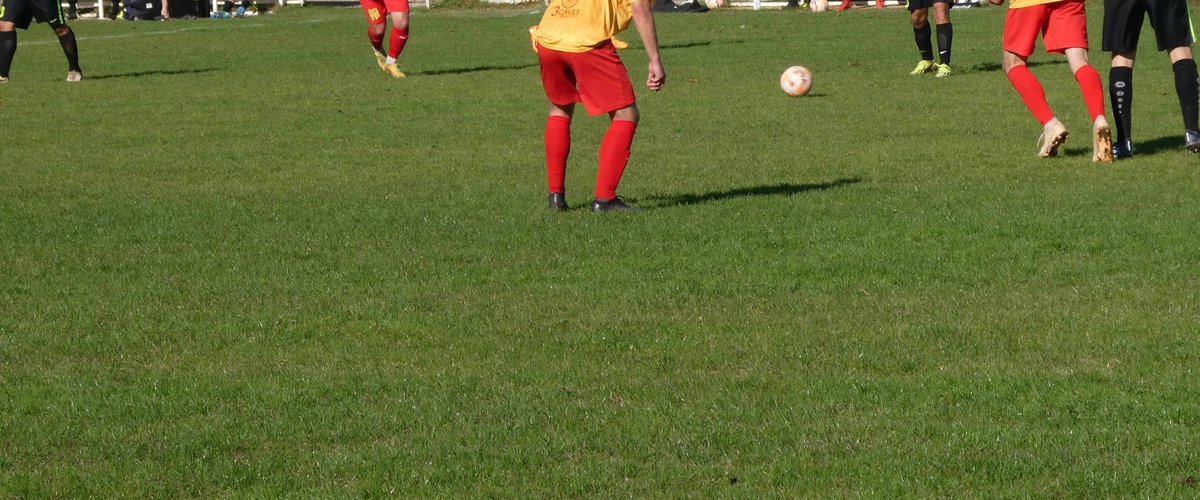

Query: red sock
<box><xmin>1007</xmin><ymin>65</ymin><xmax>1054</xmax><ymax>125</ymax></box>
<box><xmin>388</xmin><ymin>27</ymin><xmax>408</xmax><ymax>59</ymax></box>
<box><xmin>1073</xmin><ymin>64</ymin><xmax>1106</xmax><ymax>121</ymax></box>
<box><xmin>368</xmin><ymin>27</ymin><xmax>384</xmax><ymax>51</ymax></box>
<box><xmin>595</xmin><ymin>119</ymin><xmax>637</xmax><ymax>200</ymax></box>
<box><xmin>544</xmin><ymin>116</ymin><xmax>571</xmax><ymax>193</ymax></box>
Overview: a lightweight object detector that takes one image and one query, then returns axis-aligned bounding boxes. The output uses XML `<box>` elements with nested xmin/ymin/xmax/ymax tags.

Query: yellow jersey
<box><xmin>535</xmin><ymin>0</ymin><xmax>635</xmax><ymax>53</ymax></box>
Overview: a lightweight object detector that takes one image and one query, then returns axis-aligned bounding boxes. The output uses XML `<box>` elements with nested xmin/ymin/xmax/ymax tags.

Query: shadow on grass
<box><xmin>661</xmin><ymin>40</ymin><xmax>715</xmax><ymax>50</ymax></box>
<box><xmin>644</xmin><ymin>177</ymin><xmax>863</xmax><ymax>208</ymax></box>
<box><xmin>1133</xmin><ymin>135</ymin><xmax>1184</xmax><ymax>155</ymax></box>
<box><xmin>971</xmin><ymin>59</ymin><xmax>1066</xmax><ymax>73</ymax></box>
<box><xmin>88</xmin><ymin>68</ymin><xmax>221</xmax><ymax>80</ymax></box>
<box><xmin>1062</xmin><ymin>135</ymin><xmax>1182</xmax><ymax>158</ymax></box>
<box><xmin>412</xmin><ymin>62</ymin><xmax>538</xmax><ymax>76</ymax></box>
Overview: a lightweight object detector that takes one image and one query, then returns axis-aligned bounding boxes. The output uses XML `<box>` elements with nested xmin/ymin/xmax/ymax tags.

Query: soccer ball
<box><xmin>810</xmin><ymin>0</ymin><xmax>827</xmax><ymax>11</ymax></box>
<box><xmin>780</xmin><ymin>66</ymin><xmax>813</xmax><ymax>96</ymax></box>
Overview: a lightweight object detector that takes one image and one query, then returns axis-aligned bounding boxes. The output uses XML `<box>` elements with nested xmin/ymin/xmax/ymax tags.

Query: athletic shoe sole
<box><xmin>1093</xmin><ymin>125</ymin><xmax>1113</xmax><ymax>163</ymax></box>
<box><xmin>1039</xmin><ymin>127</ymin><xmax>1069</xmax><ymax>158</ymax></box>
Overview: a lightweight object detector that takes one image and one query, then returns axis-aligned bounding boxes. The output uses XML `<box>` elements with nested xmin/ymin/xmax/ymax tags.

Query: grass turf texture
<box><xmin>3</xmin><ymin>4</ymin><xmax>1200</xmax><ymax>496</ymax></box>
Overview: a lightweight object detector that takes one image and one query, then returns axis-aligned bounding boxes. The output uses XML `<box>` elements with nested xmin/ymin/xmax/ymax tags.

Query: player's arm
<box><xmin>630</xmin><ymin>0</ymin><xmax>665</xmax><ymax>91</ymax></box>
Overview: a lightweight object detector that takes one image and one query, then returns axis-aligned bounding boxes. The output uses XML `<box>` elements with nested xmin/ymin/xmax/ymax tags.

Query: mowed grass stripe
<box><xmin>2</xmin><ymin>5</ymin><xmax>1199</xmax><ymax>496</ymax></box>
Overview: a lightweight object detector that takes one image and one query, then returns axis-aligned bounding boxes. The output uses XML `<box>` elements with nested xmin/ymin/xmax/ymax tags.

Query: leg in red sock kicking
<box><xmin>1004</xmin><ymin>51</ymin><xmax>1068</xmax><ymax>157</ymax></box>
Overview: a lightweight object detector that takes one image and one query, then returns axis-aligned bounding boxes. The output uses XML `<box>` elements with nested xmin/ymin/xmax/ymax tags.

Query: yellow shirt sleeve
<box><xmin>535</xmin><ymin>0</ymin><xmax>634</xmax><ymax>53</ymax></box>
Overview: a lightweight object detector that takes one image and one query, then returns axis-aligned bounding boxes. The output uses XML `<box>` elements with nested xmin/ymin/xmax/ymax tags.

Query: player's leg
<box><xmin>158</xmin><ymin>0</ymin><xmax>169</xmax><ymax>19</ymax></box>
<box><xmin>538</xmin><ymin>44</ymin><xmax>581</xmax><ymax>210</ymax></box>
<box><xmin>369</xmin><ymin>21</ymin><xmax>386</xmax><ymax>67</ymax></box>
<box><xmin>1167</xmin><ymin>46</ymin><xmax>1200</xmax><ymax>151</ymax></box>
<box><xmin>359</xmin><ymin>0</ymin><xmax>388</xmax><ymax>69</ymax></box>
<box><xmin>1002</xmin><ymin>6</ymin><xmax>1068</xmax><ymax>156</ymax></box>
<box><xmin>0</xmin><ymin>22</ymin><xmax>15</xmax><ymax>83</ymax></box>
<box><xmin>1102</xmin><ymin>0</ymin><xmax>1141</xmax><ymax>157</ymax></box>
<box><xmin>1005</xmin><ymin>50</ymin><xmax>1068</xmax><ymax>157</ymax></box>
<box><xmin>1143</xmin><ymin>0</ymin><xmax>1200</xmax><ymax>149</ymax></box>
<box><xmin>571</xmin><ymin>46</ymin><xmax>640</xmax><ymax>212</ymax></box>
<box><xmin>591</xmin><ymin>104</ymin><xmax>641</xmax><ymax>212</ymax></box>
<box><xmin>37</xmin><ymin>0</ymin><xmax>83</xmax><ymax>82</ymax></box>
<box><xmin>837</xmin><ymin>0</ymin><xmax>851</xmax><ymax>12</ymax></box>
<box><xmin>67</xmin><ymin>0</ymin><xmax>77</xmax><ymax>19</ymax></box>
<box><xmin>932</xmin><ymin>1</ymin><xmax>952</xmax><ymax>76</ymax></box>
<box><xmin>1109</xmin><ymin>52</ymin><xmax>1135</xmax><ymax>157</ymax></box>
<box><xmin>1151</xmin><ymin>0</ymin><xmax>1200</xmax><ymax>150</ymax></box>
<box><xmin>378</xmin><ymin>0</ymin><xmax>408</xmax><ymax>78</ymax></box>
<box><xmin>909</xmin><ymin>5</ymin><xmax>936</xmax><ymax>74</ymax></box>
<box><xmin>52</xmin><ymin>24</ymin><xmax>82</xmax><ymax>81</ymax></box>
<box><xmin>545</xmin><ymin>102</ymin><xmax>574</xmax><ymax>210</ymax></box>
<box><xmin>1064</xmin><ymin>47</ymin><xmax>1106</xmax><ymax>125</ymax></box>
<box><xmin>1045</xmin><ymin>1</ymin><xmax>1110</xmax><ymax>160</ymax></box>
<box><xmin>1065</xmin><ymin>47</ymin><xmax>1112</xmax><ymax>161</ymax></box>
<box><xmin>385</xmin><ymin>11</ymin><xmax>408</xmax><ymax>64</ymax></box>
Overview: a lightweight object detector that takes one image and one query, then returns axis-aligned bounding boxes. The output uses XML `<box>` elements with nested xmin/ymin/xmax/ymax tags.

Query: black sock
<box><xmin>1110</xmin><ymin>66</ymin><xmax>1133</xmax><ymax>142</ymax></box>
<box><xmin>0</xmin><ymin>31</ymin><xmax>15</xmax><ymax>78</ymax></box>
<box><xmin>223</xmin><ymin>0</ymin><xmax>234</xmax><ymax>11</ymax></box>
<box><xmin>935</xmin><ymin>23</ymin><xmax>952</xmax><ymax>65</ymax></box>
<box><xmin>1172</xmin><ymin>59</ymin><xmax>1199</xmax><ymax>132</ymax></box>
<box><xmin>914</xmin><ymin>23</ymin><xmax>933</xmax><ymax>61</ymax></box>
<box><xmin>56</xmin><ymin>27</ymin><xmax>81</xmax><ymax>73</ymax></box>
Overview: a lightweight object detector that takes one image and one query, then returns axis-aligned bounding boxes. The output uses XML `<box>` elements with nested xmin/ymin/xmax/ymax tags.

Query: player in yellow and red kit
<box><xmin>359</xmin><ymin>0</ymin><xmax>408</xmax><ymax>78</ymax></box>
<box><xmin>992</xmin><ymin>0</ymin><xmax>1112</xmax><ymax>161</ymax></box>
<box><xmin>532</xmin><ymin>0</ymin><xmax>665</xmax><ymax>213</ymax></box>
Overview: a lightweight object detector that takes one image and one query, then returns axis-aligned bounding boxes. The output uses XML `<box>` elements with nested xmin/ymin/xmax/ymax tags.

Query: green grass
<box><xmin>3</xmin><ymin>4</ymin><xmax>1200</xmax><ymax>496</ymax></box>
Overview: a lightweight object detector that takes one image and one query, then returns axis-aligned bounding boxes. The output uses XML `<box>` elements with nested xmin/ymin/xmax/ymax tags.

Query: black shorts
<box><xmin>907</xmin><ymin>0</ymin><xmax>950</xmax><ymax>12</ymax></box>
<box><xmin>1102</xmin><ymin>0</ymin><xmax>1194</xmax><ymax>52</ymax></box>
<box><xmin>0</xmin><ymin>0</ymin><xmax>66</xmax><ymax>30</ymax></box>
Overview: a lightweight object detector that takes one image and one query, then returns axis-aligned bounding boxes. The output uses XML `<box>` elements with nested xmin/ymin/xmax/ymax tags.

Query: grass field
<box><xmin>3</xmin><ymin>2</ymin><xmax>1200</xmax><ymax>496</ymax></box>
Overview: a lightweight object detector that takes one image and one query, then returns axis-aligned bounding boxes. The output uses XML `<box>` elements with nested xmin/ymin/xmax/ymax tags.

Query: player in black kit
<box><xmin>1103</xmin><ymin>0</ymin><xmax>1199</xmax><ymax>156</ymax></box>
<box><xmin>0</xmin><ymin>0</ymin><xmax>83</xmax><ymax>83</ymax></box>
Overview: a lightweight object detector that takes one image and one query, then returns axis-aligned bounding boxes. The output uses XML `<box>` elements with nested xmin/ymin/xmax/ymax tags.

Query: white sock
<box><xmin>385</xmin><ymin>57</ymin><xmax>397</xmax><ymax>65</ymax></box>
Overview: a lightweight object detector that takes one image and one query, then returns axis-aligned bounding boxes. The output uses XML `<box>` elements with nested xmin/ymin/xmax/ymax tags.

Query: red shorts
<box><xmin>1003</xmin><ymin>0</ymin><xmax>1088</xmax><ymax>56</ymax></box>
<box><xmin>538</xmin><ymin>42</ymin><xmax>636</xmax><ymax>116</ymax></box>
<box><xmin>360</xmin><ymin>0</ymin><xmax>408</xmax><ymax>24</ymax></box>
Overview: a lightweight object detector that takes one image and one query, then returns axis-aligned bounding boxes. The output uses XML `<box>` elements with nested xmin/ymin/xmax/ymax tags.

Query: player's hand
<box><xmin>646</xmin><ymin>61</ymin><xmax>665</xmax><ymax>91</ymax></box>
